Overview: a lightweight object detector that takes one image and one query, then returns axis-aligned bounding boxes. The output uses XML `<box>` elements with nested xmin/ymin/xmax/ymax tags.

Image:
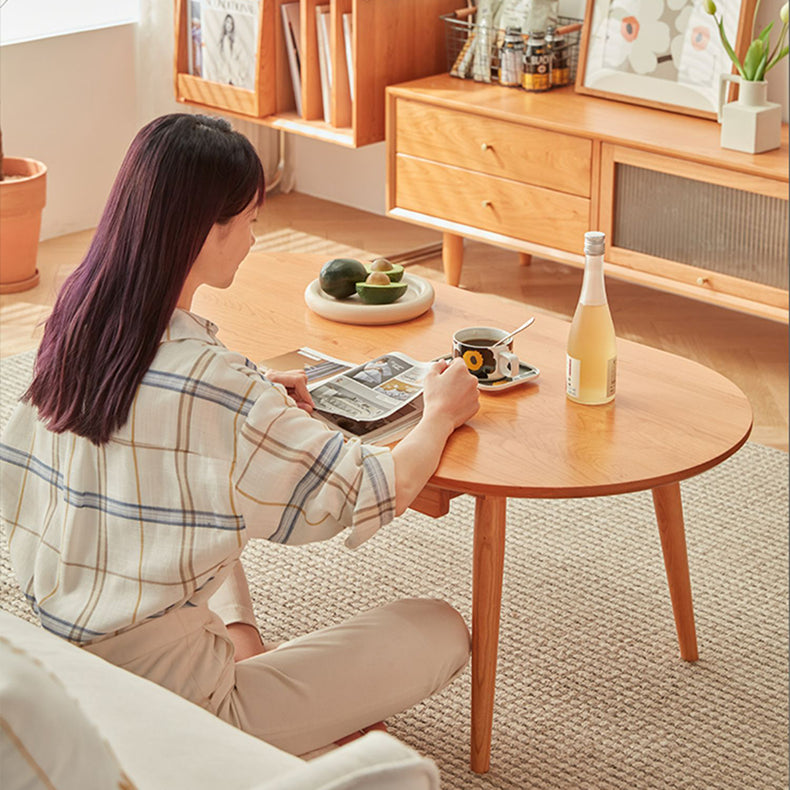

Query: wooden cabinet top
<box><xmin>388</xmin><ymin>74</ymin><xmax>789</xmax><ymax>182</ymax></box>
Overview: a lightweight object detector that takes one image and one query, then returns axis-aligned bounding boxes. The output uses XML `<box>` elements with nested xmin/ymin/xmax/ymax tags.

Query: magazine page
<box><xmin>259</xmin><ymin>347</ymin><xmax>352</xmax><ymax>384</ymax></box>
<box><xmin>200</xmin><ymin>0</ymin><xmax>260</xmax><ymax>89</ymax></box>
<box><xmin>308</xmin><ymin>352</ymin><xmax>432</xmax><ymax>422</ymax></box>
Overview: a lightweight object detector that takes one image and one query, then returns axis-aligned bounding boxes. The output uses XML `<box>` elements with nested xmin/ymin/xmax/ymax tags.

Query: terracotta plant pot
<box><xmin>0</xmin><ymin>156</ymin><xmax>47</xmax><ymax>294</ymax></box>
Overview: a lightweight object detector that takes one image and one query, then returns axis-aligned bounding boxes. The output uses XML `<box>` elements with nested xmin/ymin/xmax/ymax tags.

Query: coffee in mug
<box><xmin>453</xmin><ymin>326</ymin><xmax>520</xmax><ymax>382</ymax></box>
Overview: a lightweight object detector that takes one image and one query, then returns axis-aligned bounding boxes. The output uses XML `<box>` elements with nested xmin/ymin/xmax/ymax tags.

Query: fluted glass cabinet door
<box><xmin>600</xmin><ymin>144</ymin><xmax>789</xmax><ymax>314</ymax></box>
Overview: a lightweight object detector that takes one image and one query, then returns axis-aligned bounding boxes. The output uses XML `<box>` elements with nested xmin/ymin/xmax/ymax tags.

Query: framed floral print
<box><xmin>575</xmin><ymin>0</ymin><xmax>757</xmax><ymax>118</ymax></box>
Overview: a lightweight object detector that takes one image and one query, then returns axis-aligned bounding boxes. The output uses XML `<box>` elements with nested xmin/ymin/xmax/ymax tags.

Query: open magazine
<box><xmin>260</xmin><ymin>347</ymin><xmax>434</xmax><ymax>444</ymax></box>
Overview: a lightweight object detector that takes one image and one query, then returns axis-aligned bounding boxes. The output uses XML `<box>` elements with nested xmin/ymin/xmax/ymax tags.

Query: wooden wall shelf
<box><xmin>386</xmin><ymin>74</ymin><xmax>789</xmax><ymax>322</ymax></box>
<box><xmin>174</xmin><ymin>0</ymin><xmax>458</xmax><ymax>148</ymax></box>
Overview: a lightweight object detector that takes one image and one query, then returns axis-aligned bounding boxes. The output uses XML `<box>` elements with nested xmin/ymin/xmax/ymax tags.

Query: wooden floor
<box><xmin>1</xmin><ymin>191</ymin><xmax>787</xmax><ymax>451</ymax></box>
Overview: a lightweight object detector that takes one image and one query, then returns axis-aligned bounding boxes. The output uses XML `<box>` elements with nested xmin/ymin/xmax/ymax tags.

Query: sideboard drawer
<box><xmin>395</xmin><ymin>154</ymin><xmax>589</xmax><ymax>253</ymax></box>
<box><xmin>395</xmin><ymin>99</ymin><xmax>593</xmax><ymax>197</ymax></box>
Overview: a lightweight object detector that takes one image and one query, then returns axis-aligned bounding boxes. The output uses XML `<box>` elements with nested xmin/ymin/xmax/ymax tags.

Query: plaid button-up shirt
<box><xmin>0</xmin><ymin>310</ymin><xmax>395</xmax><ymax>645</ymax></box>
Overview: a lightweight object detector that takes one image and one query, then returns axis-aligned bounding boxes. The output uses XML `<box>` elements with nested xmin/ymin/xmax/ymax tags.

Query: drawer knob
<box><xmin>480</xmin><ymin>142</ymin><xmax>492</xmax><ymax>152</ymax></box>
<box><xmin>481</xmin><ymin>200</ymin><xmax>493</xmax><ymax>209</ymax></box>
<box><xmin>696</xmin><ymin>276</ymin><xmax>710</xmax><ymax>286</ymax></box>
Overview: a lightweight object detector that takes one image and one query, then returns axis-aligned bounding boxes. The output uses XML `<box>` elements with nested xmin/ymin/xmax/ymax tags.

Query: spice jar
<box><xmin>499</xmin><ymin>27</ymin><xmax>525</xmax><ymax>87</ymax></box>
<box><xmin>522</xmin><ymin>30</ymin><xmax>551</xmax><ymax>91</ymax></box>
<box><xmin>547</xmin><ymin>26</ymin><xmax>570</xmax><ymax>87</ymax></box>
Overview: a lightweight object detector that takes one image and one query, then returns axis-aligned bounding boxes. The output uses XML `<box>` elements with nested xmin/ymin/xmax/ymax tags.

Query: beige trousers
<box><xmin>85</xmin><ymin>560</ymin><xmax>470</xmax><ymax>756</ymax></box>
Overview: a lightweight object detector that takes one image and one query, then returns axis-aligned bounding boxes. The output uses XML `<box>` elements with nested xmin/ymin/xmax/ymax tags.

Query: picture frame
<box><xmin>575</xmin><ymin>0</ymin><xmax>757</xmax><ymax>119</ymax></box>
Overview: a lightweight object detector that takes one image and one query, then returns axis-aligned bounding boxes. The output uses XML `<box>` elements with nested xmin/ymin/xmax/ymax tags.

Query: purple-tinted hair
<box><xmin>25</xmin><ymin>113</ymin><xmax>265</xmax><ymax>445</ymax></box>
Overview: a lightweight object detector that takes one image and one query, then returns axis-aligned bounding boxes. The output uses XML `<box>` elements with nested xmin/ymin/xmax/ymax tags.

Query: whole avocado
<box><xmin>319</xmin><ymin>258</ymin><xmax>368</xmax><ymax>299</ymax></box>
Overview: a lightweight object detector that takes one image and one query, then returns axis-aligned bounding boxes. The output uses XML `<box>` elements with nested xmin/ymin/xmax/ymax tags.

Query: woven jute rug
<box><xmin>1</xmin><ymin>349</ymin><xmax>787</xmax><ymax>790</ymax></box>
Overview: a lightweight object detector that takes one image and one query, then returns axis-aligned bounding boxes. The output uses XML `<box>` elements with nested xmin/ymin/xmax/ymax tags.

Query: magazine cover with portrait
<box><xmin>200</xmin><ymin>0</ymin><xmax>260</xmax><ymax>89</ymax></box>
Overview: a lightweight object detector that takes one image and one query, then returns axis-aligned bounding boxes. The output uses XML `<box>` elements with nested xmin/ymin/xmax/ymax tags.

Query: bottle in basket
<box><xmin>499</xmin><ymin>27</ymin><xmax>525</xmax><ymax>87</ymax></box>
<box><xmin>522</xmin><ymin>30</ymin><xmax>551</xmax><ymax>91</ymax></box>
<box><xmin>546</xmin><ymin>26</ymin><xmax>570</xmax><ymax>87</ymax></box>
<box><xmin>566</xmin><ymin>232</ymin><xmax>617</xmax><ymax>405</ymax></box>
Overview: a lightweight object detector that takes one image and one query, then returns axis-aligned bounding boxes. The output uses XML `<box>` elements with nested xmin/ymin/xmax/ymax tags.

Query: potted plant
<box><xmin>0</xmin><ymin>129</ymin><xmax>47</xmax><ymax>293</ymax></box>
<box><xmin>707</xmin><ymin>0</ymin><xmax>788</xmax><ymax>153</ymax></box>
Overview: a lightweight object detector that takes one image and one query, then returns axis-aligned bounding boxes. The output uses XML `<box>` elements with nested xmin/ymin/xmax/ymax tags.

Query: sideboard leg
<box><xmin>652</xmin><ymin>482</ymin><xmax>699</xmax><ymax>661</ymax></box>
<box><xmin>442</xmin><ymin>232</ymin><xmax>464</xmax><ymax>286</ymax></box>
<box><xmin>518</xmin><ymin>252</ymin><xmax>532</xmax><ymax>266</ymax></box>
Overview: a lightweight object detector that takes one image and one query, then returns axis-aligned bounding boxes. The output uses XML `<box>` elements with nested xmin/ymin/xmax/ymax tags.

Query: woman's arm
<box><xmin>391</xmin><ymin>358</ymin><xmax>479</xmax><ymax>515</ymax></box>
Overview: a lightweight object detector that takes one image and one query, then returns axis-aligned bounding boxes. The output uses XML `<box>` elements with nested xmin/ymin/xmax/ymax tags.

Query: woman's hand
<box><xmin>421</xmin><ymin>357</ymin><xmax>480</xmax><ymax>431</ymax></box>
<box><xmin>265</xmin><ymin>369</ymin><xmax>315</xmax><ymax>414</ymax></box>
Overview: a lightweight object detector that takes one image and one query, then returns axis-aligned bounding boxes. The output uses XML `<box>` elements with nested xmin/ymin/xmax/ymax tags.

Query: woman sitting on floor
<box><xmin>0</xmin><ymin>113</ymin><xmax>479</xmax><ymax>756</ymax></box>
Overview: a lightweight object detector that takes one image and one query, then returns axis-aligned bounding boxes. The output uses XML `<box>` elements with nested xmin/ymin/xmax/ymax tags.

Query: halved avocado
<box><xmin>319</xmin><ymin>258</ymin><xmax>368</xmax><ymax>299</ymax></box>
<box><xmin>355</xmin><ymin>280</ymin><xmax>409</xmax><ymax>305</ymax></box>
<box><xmin>364</xmin><ymin>261</ymin><xmax>405</xmax><ymax>283</ymax></box>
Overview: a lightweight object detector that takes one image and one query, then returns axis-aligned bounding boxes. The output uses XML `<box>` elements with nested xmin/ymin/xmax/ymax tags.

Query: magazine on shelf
<box><xmin>200</xmin><ymin>0</ymin><xmax>260</xmax><ymax>90</ymax></box>
<box><xmin>342</xmin><ymin>13</ymin><xmax>354</xmax><ymax>101</ymax></box>
<box><xmin>281</xmin><ymin>2</ymin><xmax>303</xmax><ymax>115</ymax></box>
<box><xmin>315</xmin><ymin>5</ymin><xmax>332</xmax><ymax>123</ymax></box>
<box><xmin>260</xmin><ymin>347</ymin><xmax>434</xmax><ymax>443</ymax></box>
<box><xmin>188</xmin><ymin>0</ymin><xmax>203</xmax><ymax>77</ymax></box>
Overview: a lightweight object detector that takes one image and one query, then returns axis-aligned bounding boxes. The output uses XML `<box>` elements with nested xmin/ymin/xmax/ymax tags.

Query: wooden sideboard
<box><xmin>385</xmin><ymin>74</ymin><xmax>789</xmax><ymax>322</ymax></box>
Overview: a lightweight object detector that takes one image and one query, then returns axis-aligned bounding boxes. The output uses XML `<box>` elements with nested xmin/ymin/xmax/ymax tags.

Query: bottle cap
<box><xmin>584</xmin><ymin>231</ymin><xmax>605</xmax><ymax>255</ymax></box>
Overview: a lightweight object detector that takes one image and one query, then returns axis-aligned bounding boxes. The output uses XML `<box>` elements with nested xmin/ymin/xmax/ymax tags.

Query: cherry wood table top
<box><xmin>192</xmin><ymin>252</ymin><xmax>753</xmax><ymax>500</ymax></box>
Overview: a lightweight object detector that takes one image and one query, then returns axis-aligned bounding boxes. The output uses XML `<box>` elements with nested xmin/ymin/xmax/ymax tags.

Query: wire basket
<box><xmin>442</xmin><ymin>13</ymin><xmax>582</xmax><ymax>91</ymax></box>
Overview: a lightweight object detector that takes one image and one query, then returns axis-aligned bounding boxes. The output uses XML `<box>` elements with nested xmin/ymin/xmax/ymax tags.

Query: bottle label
<box><xmin>606</xmin><ymin>357</ymin><xmax>617</xmax><ymax>397</ymax></box>
<box><xmin>566</xmin><ymin>354</ymin><xmax>581</xmax><ymax>397</ymax></box>
<box><xmin>565</xmin><ymin>355</ymin><xmax>617</xmax><ymax>400</ymax></box>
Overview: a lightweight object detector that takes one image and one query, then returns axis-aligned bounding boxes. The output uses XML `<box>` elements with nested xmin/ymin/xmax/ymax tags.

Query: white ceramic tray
<box><xmin>304</xmin><ymin>273</ymin><xmax>435</xmax><ymax>325</ymax></box>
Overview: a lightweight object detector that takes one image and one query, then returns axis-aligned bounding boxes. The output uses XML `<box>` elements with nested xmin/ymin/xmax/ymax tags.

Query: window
<box><xmin>0</xmin><ymin>0</ymin><xmax>139</xmax><ymax>46</ymax></box>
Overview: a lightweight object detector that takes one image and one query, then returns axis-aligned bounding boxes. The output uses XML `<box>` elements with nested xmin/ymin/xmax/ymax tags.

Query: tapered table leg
<box><xmin>652</xmin><ymin>482</ymin><xmax>699</xmax><ymax>661</ymax></box>
<box><xmin>442</xmin><ymin>232</ymin><xmax>464</xmax><ymax>287</ymax></box>
<box><xmin>471</xmin><ymin>495</ymin><xmax>507</xmax><ymax>773</ymax></box>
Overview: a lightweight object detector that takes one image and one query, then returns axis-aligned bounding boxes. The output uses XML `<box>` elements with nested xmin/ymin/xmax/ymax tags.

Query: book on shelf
<box><xmin>315</xmin><ymin>5</ymin><xmax>332</xmax><ymax>123</ymax></box>
<box><xmin>200</xmin><ymin>0</ymin><xmax>261</xmax><ymax>90</ymax></box>
<box><xmin>281</xmin><ymin>2</ymin><xmax>303</xmax><ymax>115</ymax></box>
<box><xmin>188</xmin><ymin>0</ymin><xmax>203</xmax><ymax>77</ymax></box>
<box><xmin>260</xmin><ymin>347</ymin><xmax>435</xmax><ymax>444</ymax></box>
<box><xmin>342</xmin><ymin>12</ymin><xmax>354</xmax><ymax>101</ymax></box>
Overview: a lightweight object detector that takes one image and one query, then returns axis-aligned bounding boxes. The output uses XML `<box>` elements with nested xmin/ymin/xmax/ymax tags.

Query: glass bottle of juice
<box><xmin>566</xmin><ymin>231</ymin><xmax>617</xmax><ymax>405</ymax></box>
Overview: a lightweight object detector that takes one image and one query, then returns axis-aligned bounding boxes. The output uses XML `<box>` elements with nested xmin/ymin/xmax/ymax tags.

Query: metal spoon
<box><xmin>493</xmin><ymin>316</ymin><xmax>535</xmax><ymax>347</ymax></box>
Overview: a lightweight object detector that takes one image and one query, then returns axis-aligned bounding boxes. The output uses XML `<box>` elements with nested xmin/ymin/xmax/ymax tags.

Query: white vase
<box><xmin>717</xmin><ymin>75</ymin><xmax>782</xmax><ymax>154</ymax></box>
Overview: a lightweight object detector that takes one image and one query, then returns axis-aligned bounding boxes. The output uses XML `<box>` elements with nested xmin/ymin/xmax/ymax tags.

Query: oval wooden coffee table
<box><xmin>194</xmin><ymin>253</ymin><xmax>753</xmax><ymax>774</ymax></box>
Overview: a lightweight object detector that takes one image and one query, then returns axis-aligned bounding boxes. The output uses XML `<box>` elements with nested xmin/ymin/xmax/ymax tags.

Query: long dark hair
<box><xmin>25</xmin><ymin>113</ymin><xmax>265</xmax><ymax>445</ymax></box>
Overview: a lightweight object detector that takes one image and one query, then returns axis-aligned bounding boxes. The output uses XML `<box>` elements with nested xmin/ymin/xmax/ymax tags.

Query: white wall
<box><xmin>0</xmin><ymin>27</ymin><xmax>140</xmax><ymax>239</ymax></box>
<box><xmin>0</xmin><ymin>0</ymin><xmax>786</xmax><ymax>236</ymax></box>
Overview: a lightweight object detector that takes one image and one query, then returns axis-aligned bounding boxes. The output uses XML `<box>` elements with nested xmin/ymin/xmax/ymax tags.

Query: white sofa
<box><xmin>0</xmin><ymin>610</ymin><xmax>440</xmax><ymax>789</ymax></box>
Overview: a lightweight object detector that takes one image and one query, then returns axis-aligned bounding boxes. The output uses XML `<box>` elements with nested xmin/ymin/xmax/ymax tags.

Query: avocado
<box><xmin>355</xmin><ymin>280</ymin><xmax>409</xmax><ymax>305</ymax></box>
<box><xmin>319</xmin><ymin>258</ymin><xmax>368</xmax><ymax>299</ymax></box>
<box><xmin>364</xmin><ymin>259</ymin><xmax>405</xmax><ymax>283</ymax></box>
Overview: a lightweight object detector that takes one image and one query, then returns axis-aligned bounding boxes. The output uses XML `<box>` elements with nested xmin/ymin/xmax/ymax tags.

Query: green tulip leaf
<box><xmin>743</xmin><ymin>39</ymin><xmax>765</xmax><ymax>79</ymax></box>
<box><xmin>716</xmin><ymin>18</ymin><xmax>746</xmax><ymax>75</ymax></box>
<box><xmin>757</xmin><ymin>22</ymin><xmax>773</xmax><ymax>41</ymax></box>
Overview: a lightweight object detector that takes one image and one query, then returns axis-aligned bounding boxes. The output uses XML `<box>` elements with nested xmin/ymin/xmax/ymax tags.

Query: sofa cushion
<box><xmin>0</xmin><ymin>634</ymin><xmax>134</xmax><ymax>790</ymax></box>
<box><xmin>0</xmin><ymin>611</ymin><xmax>301</xmax><ymax>789</ymax></box>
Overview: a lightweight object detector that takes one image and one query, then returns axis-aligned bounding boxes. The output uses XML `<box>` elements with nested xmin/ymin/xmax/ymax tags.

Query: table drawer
<box><xmin>395</xmin><ymin>98</ymin><xmax>592</xmax><ymax>197</ymax></box>
<box><xmin>395</xmin><ymin>154</ymin><xmax>589</xmax><ymax>253</ymax></box>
